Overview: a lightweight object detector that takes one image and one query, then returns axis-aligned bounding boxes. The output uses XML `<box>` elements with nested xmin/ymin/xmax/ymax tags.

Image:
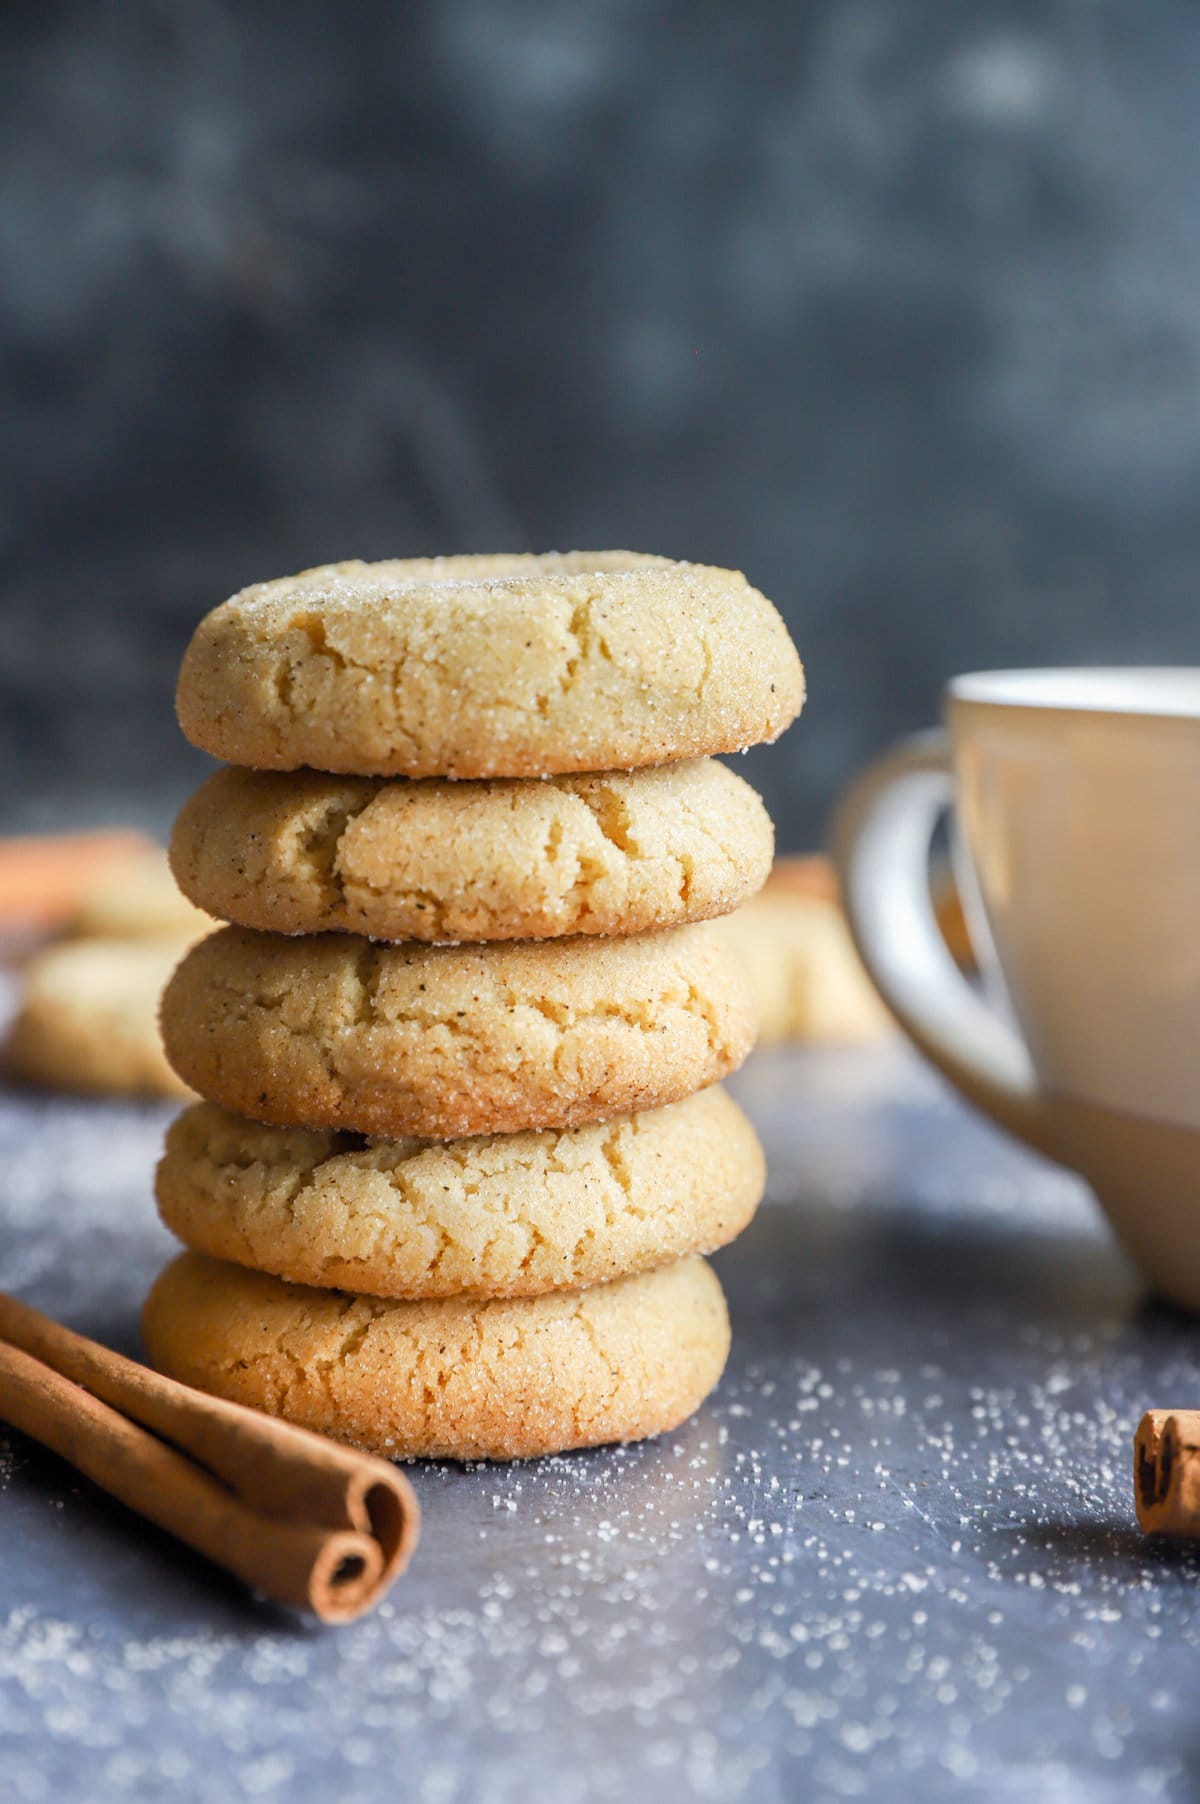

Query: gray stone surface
<box><xmin>2</xmin><ymin>1042</ymin><xmax>1198</xmax><ymax>1802</ymax></box>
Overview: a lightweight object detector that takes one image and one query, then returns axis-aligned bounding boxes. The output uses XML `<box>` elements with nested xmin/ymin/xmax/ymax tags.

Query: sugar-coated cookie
<box><xmin>6</xmin><ymin>936</ymin><xmax>197</xmax><ymax>1099</ymax></box>
<box><xmin>156</xmin><ymin>1087</ymin><xmax>763</xmax><ymax>1299</ymax></box>
<box><xmin>712</xmin><ymin>857</ymin><xmax>894</xmax><ymax>1044</ymax></box>
<box><xmin>160</xmin><ymin>922</ymin><xmax>757</xmax><ymax>1138</ymax></box>
<box><xmin>71</xmin><ymin>847</ymin><xmax>214</xmax><ymax>942</ymax></box>
<box><xmin>142</xmin><ymin>1251</ymin><xmax>731</xmax><ymax>1461</ymax></box>
<box><xmin>175</xmin><ymin>553</ymin><xmax>804</xmax><ymax>779</ymax></box>
<box><xmin>169</xmin><ymin>759</ymin><xmax>773</xmax><ymax>944</ymax></box>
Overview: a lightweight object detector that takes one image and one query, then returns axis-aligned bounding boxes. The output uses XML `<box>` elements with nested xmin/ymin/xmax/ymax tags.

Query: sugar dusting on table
<box><xmin>2</xmin><ymin>1048</ymin><xmax>1200</xmax><ymax>1800</ymax></box>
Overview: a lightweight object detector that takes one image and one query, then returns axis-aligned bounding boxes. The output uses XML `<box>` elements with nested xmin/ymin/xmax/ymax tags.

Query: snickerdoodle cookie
<box><xmin>141</xmin><ymin>1250</ymin><xmax>731</xmax><ymax>1461</ymax></box>
<box><xmin>712</xmin><ymin>857</ymin><xmax>894</xmax><ymax>1044</ymax></box>
<box><xmin>7</xmin><ymin>935</ymin><xmax>197</xmax><ymax>1099</ymax></box>
<box><xmin>70</xmin><ymin>847</ymin><xmax>213</xmax><ymax>942</ymax></box>
<box><xmin>169</xmin><ymin>759</ymin><xmax>773</xmax><ymax>943</ymax></box>
<box><xmin>156</xmin><ymin>1087</ymin><xmax>763</xmax><ymax>1299</ymax></box>
<box><xmin>160</xmin><ymin>922</ymin><xmax>756</xmax><ymax>1138</ymax></box>
<box><xmin>175</xmin><ymin>554</ymin><xmax>804</xmax><ymax>779</ymax></box>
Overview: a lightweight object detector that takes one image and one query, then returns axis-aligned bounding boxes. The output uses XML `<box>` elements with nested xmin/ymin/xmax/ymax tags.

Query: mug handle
<box><xmin>832</xmin><ymin>731</ymin><xmax>1059</xmax><ymax>1161</ymax></box>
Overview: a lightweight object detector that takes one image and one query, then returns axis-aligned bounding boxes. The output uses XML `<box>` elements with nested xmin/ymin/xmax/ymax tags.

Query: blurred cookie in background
<box><xmin>714</xmin><ymin>853</ymin><xmax>975</xmax><ymax>1046</ymax></box>
<box><xmin>6</xmin><ymin>933</ymin><xmax>198</xmax><ymax>1099</ymax></box>
<box><xmin>68</xmin><ymin>845</ymin><xmax>213</xmax><ymax>942</ymax></box>
<box><xmin>0</xmin><ymin>836</ymin><xmax>213</xmax><ymax>1099</ymax></box>
<box><xmin>712</xmin><ymin>856</ymin><xmax>895</xmax><ymax>1045</ymax></box>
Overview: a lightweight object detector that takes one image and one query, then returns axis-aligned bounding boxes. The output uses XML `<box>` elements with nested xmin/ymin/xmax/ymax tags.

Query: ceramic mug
<box><xmin>833</xmin><ymin>669</ymin><xmax>1200</xmax><ymax>1309</ymax></box>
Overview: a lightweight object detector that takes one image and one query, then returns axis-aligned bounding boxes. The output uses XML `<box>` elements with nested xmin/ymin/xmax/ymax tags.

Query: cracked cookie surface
<box><xmin>141</xmin><ymin>1250</ymin><xmax>731</xmax><ymax>1460</ymax></box>
<box><xmin>160</xmin><ymin>921</ymin><xmax>756</xmax><ymax>1138</ymax></box>
<box><xmin>155</xmin><ymin>1087</ymin><xmax>764</xmax><ymax>1298</ymax></box>
<box><xmin>170</xmin><ymin>758</ymin><xmax>773</xmax><ymax>943</ymax></box>
<box><xmin>175</xmin><ymin>552</ymin><xmax>804</xmax><ymax>778</ymax></box>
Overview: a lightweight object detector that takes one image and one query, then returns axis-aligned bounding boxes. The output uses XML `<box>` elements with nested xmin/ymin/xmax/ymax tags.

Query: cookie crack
<box><xmin>559</xmin><ymin>597</ymin><xmax>591</xmax><ymax>695</ymax></box>
<box><xmin>697</xmin><ymin>631</ymin><xmax>714</xmax><ymax>701</ymax></box>
<box><xmin>685</xmin><ymin>979</ymin><xmax>725</xmax><ymax>1056</ymax></box>
<box><xmin>598</xmin><ymin>1125</ymin><xmax>634</xmax><ymax>1199</ymax></box>
<box><xmin>579</xmin><ymin>783</ymin><xmax>639</xmax><ymax>856</ymax></box>
<box><xmin>298</xmin><ymin>799</ymin><xmax>358</xmax><ymax>910</ymax></box>
<box><xmin>273</xmin><ymin>656</ymin><xmax>297</xmax><ymax>720</ymax></box>
<box><xmin>333</xmin><ymin>1310</ymin><xmax>383</xmax><ymax>1363</ymax></box>
<box><xmin>570</xmin><ymin>1298</ymin><xmax>622</xmax><ymax>1422</ymax></box>
<box><xmin>350</xmin><ymin>941</ymin><xmax>385</xmax><ymax>1026</ymax></box>
<box><xmin>513</xmin><ymin>1218</ymin><xmax>554</xmax><ymax>1279</ymax></box>
<box><xmin>288</xmin><ymin>610</ymin><xmax>349</xmax><ymax>673</ymax></box>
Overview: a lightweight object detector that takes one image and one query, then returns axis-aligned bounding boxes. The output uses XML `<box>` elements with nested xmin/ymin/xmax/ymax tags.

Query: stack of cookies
<box><xmin>143</xmin><ymin>553</ymin><xmax>804</xmax><ymax>1461</ymax></box>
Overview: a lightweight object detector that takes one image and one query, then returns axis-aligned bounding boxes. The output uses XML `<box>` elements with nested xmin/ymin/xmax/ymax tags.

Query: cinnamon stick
<box><xmin>0</xmin><ymin>830</ymin><xmax>156</xmax><ymax>932</ymax></box>
<box><xmin>0</xmin><ymin>1290</ymin><xmax>419</xmax><ymax>1620</ymax></box>
<box><xmin>1134</xmin><ymin>1411</ymin><xmax>1200</xmax><ymax>1537</ymax></box>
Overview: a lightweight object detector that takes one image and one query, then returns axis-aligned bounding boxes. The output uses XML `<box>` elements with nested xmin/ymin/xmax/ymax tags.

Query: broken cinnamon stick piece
<box><xmin>1134</xmin><ymin>1411</ymin><xmax>1200</xmax><ymax>1537</ymax></box>
<box><xmin>0</xmin><ymin>1290</ymin><xmax>419</xmax><ymax>1620</ymax></box>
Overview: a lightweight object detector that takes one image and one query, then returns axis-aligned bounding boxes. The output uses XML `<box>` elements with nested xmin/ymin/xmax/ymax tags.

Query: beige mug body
<box><xmin>834</xmin><ymin>670</ymin><xmax>1200</xmax><ymax>1309</ymax></box>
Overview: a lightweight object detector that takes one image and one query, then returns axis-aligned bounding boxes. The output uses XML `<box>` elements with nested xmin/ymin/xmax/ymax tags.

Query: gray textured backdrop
<box><xmin>3</xmin><ymin>1</ymin><xmax>1200</xmax><ymax>845</ymax></box>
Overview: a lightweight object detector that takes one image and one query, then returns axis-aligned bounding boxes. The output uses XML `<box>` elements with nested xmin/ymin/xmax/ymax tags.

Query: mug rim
<box><xmin>948</xmin><ymin>667</ymin><xmax>1200</xmax><ymax>720</ymax></box>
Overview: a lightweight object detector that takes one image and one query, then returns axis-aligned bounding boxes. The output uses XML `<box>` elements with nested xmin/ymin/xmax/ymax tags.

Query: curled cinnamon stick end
<box><xmin>1134</xmin><ymin>1411</ymin><xmax>1200</xmax><ymax>1537</ymax></box>
<box><xmin>316</xmin><ymin>1462</ymin><xmax>419</xmax><ymax>1620</ymax></box>
<box><xmin>0</xmin><ymin>1292</ymin><xmax>419</xmax><ymax>1623</ymax></box>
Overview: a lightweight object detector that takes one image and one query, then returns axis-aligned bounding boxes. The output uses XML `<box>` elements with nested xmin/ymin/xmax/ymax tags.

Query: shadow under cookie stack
<box><xmin>144</xmin><ymin>553</ymin><xmax>804</xmax><ymax>1461</ymax></box>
